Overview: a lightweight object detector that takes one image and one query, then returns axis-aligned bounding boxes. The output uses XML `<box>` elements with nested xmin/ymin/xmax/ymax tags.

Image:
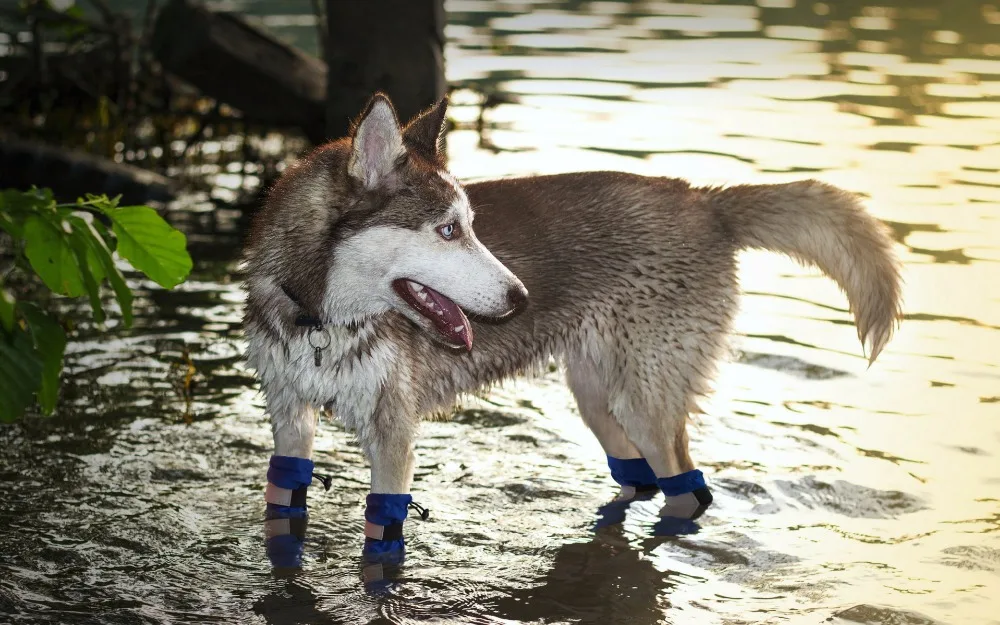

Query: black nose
<box><xmin>506</xmin><ymin>285</ymin><xmax>528</xmax><ymax>311</ymax></box>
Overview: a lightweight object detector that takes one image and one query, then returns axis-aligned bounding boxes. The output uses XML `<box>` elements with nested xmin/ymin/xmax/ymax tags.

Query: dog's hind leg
<box><xmin>576</xmin><ymin>302</ymin><xmax>727</xmax><ymax>523</ymax></box>
<box><xmin>609</xmin><ymin>386</ymin><xmax>712</xmax><ymax>522</ymax></box>
<box><xmin>606</xmin><ymin>340</ymin><xmax>716</xmax><ymax>522</ymax></box>
<box><xmin>566</xmin><ymin>352</ymin><xmax>658</xmax><ymax>503</ymax></box>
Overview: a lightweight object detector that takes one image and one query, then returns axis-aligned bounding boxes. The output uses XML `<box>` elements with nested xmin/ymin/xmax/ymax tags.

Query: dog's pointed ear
<box><xmin>403</xmin><ymin>96</ymin><xmax>448</xmax><ymax>162</ymax></box>
<box><xmin>349</xmin><ymin>93</ymin><xmax>404</xmax><ymax>190</ymax></box>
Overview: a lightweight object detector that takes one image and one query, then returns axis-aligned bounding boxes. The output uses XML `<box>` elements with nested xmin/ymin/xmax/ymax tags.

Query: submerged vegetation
<box><xmin>0</xmin><ymin>187</ymin><xmax>192</xmax><ymax>421</ymax></box>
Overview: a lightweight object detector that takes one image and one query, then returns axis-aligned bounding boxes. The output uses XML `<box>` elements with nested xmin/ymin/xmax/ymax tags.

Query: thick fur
<box><xmin>243</xmin><ymin>94</ymin><xmax>902</xmax><ymax>501</ymax></box>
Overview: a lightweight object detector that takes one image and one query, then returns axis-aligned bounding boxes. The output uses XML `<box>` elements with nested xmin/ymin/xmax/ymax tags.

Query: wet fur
<box><xmin>243</xmin><ymin>94</ymin><xmax>902</xmax><ymax>500</ymax></box>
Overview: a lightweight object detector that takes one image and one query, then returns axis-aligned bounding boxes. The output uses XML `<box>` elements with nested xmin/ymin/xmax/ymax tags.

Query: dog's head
<box><xmin>285</xmin><ymin>94</ymin><xmax>527</xmax><ymax>350</ymax></box>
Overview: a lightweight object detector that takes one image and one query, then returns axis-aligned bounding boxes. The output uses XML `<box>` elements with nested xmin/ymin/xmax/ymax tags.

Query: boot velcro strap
<box><xmin>265</xmin><ymin>482</ymin><xmax>308</xmax><ymax>508</ymax></box>
<box><xmin>364</xmin><ymin>520</ymin><xmax>403</xmax><ymax>541</ymax></box>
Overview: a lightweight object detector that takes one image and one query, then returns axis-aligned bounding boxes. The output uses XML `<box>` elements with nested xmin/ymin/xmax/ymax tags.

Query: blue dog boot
<box><xmin>607</xmin><ymin>455</ymin><xmax>659</xmax><ymax>501</ymax></box>
<box><xmin>362</xmin><ymin>493</ymin><xmax>413</xmax><ymax>565</ymax></box>
<box><xmin>262</xmin><ymin>455</ymin><xmax>315</xmax><ymax>571</ymax></box>
<box><xmin>595</xmin><ymin>456</ymin><xmax>659</xmax><ymax>529</ymax></box>
<box><xmin>264</xmin><ymin>512</ymin><xmax>308</xmax><ymax>571</ymax></box>
<box><xmin>656</xmin><ymin>469</ymin><xmax>713</xmax><ymax>520</ymax></box>
<box><xmin>265</xmin><ymin>455</ymin><xmax>314</xmax><ymax>517</ymax></box>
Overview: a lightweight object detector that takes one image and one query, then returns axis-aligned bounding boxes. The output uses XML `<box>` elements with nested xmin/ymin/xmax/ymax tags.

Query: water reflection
<box><xmin>253</xmin><ymin>578</ymin><xmax>327</xmax><ymax>625</ymax></box>
<box><xmin>492</xmin><ymin>526</ymin><xmax>675</xmax><ymax>625</ymax></box>
<box><xmin>253</xmin><ymin>524</ymin><xmax>682</xmax><ymax>624</ymax></box>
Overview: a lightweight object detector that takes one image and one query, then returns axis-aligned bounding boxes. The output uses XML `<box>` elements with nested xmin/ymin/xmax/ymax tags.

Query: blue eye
<box><xmin>437</xmin><ymin>223</ymin><xmax>458</xmax><ymax>240</ymax></box>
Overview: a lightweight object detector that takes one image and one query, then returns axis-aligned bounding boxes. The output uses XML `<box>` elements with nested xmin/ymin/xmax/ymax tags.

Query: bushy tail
<box><xmin>711</xmin><ymin>180</ymin><xmax>902</xmax><ymax>364</ymax></box>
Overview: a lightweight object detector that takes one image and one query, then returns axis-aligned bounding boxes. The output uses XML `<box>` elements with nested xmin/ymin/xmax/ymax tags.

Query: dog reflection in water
<box><xmin>256</xmin><ymin>519</ymin><xmax>677</xmax><ymax>624</ymax></box>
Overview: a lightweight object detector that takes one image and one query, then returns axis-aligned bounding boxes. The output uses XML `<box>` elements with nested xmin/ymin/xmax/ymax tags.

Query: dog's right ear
<box><xmin>402</xmin><ymin>96</ymin><xmax>448</xmax><ymax>163</ymax></box>
<box><xmin>349</xmin><ymin>93</ymin><xmax>405</xmax><ymax>191</ymax></box>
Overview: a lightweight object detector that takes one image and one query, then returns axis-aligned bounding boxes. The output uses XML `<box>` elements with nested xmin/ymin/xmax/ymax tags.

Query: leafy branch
<box><xmin>0</xmin><ymin>187</ymin><xmax>192</xmax><ymax>422</ymax></box>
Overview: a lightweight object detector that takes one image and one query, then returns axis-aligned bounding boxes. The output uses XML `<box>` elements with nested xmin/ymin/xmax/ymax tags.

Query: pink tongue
<box><xmin>423</xmin><ymin>286</ymin><xmax>473</xmax><ymax>350</ymax></box>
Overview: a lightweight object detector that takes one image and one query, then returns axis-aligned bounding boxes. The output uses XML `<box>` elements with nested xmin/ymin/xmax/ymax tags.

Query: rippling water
<box><xmin>2</xmin><ymin>1</ymin><xmax>999</xmax><ymax>623</ymax></box>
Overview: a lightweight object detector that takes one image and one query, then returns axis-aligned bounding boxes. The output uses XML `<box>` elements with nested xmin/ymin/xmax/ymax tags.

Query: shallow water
<box><xmin>3</xmin><ymin>1</ymin><xmax>1000</xmax><ymax>623</ymax></box>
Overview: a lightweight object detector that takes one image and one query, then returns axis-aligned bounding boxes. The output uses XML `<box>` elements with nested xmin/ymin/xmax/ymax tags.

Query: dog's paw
<box><xmin>612</xmin><ymin>484</ymin><xmax>659</xmax><ymax>503</ymax></box>
<box><xmin>651</xmin><ymin>516</ymin><xmax>701</xmax><ymax>536</ymax></box>
<box><xmin>657</xmin><ymin>486</ymin><xmax>713</xmax><ymax>521</ymax></box>
<box><xmin>362</xmin><ymin>537</ymin><xmax>407</xmax><ymax>564</ymax></box>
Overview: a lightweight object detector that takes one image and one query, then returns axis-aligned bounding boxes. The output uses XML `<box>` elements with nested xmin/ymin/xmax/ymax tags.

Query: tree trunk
<box><xmin>325</xmin><ymin>0</ymin><xmax>446</xmax><ymax>140</ymax></box>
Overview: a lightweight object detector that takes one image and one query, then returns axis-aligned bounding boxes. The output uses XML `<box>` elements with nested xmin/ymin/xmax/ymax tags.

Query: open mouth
<box><xmin>392</xmin><ymin>279</ymin><xmax>473</xmax><ymax>350</ymax></box>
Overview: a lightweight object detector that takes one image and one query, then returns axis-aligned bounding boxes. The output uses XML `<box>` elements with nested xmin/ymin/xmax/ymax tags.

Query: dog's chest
<box><xmin>280</xmin><ymin>323</ymin><xmax>398</xmax><ymax>426</ymax></box>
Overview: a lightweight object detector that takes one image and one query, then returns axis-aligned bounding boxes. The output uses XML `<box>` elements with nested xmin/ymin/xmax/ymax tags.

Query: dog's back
<box><xmin>418</xmin><ymin>172</ymin><xmax>900</xmax><ymax>393</ymax></box>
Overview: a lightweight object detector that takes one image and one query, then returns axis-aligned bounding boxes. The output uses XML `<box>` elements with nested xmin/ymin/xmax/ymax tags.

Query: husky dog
<box><xmin>243</xmin><ymin>93</ymin><xmax>901</xmax><ymax>555</ymax></box>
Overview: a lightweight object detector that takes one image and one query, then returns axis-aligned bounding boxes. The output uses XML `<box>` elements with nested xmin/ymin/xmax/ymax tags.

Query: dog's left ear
<box><xmin>349</xmin><ymin>93</ymin><xmax>405</xmax><ymax>191</ymax></box>
<box><xmin>403</xmin><ymin>97</ymin><xmax>448</xmax><ymax>163</ymax></box>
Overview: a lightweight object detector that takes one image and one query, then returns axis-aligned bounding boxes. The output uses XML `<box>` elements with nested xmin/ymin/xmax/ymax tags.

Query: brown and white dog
<box><xmin>243</xmin><ymin>93</ymin><xmax>901</xmax><ymax>553</ymax></box>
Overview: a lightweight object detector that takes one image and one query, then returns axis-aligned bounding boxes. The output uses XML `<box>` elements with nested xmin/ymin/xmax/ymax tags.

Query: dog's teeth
<box><xmin>417</xmin><ymin>291</ymin><xmax>428</xmax><ymax>301</ymax></box>
<box><xmin>409</xmin><ymin>281</ymin><xmax>424</xmax><ymax>292</ymax></box>
<box><xmin>453</xmin><ymin>325</ymin><xmax>464</xmax><ymax>332</ymax></box>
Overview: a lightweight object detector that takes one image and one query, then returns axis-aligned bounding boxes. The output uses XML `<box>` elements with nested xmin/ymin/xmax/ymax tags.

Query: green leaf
<box><xmin>84</xmin><ymin>193</ymin><xmax>120</xmax><ymax>210</ymax></box>
<box><xmin>0</xmin><ymin>209</ymin><xmax>22</xmax><ymax>238</ymax></box>
<box><xmin>23</xmin><ymin>215</ymin><xmax>86</xmax><ymax>297</ymax></box>
<box><xmin>57</xmin><ymin>4</ymin><xmax>90</xmax><ymax>38</ymax></box>
<box><xmin>20</xmin><ymin>304</ymin><xmax>66</xmax><ymax>415</ymax></box>
<box><xmin>80</xmin><ymin>224</ymin><xmax>107</xmax><ymax>285</ymax></box>
<box><xmin>103</xmin><ymin>257</ymin><xmax>133</xmax><ymax>327</ymax></box>
<box><xmin>0</xmin><ymin>326</ymin><xmax>44</xmax><ymax>423</ymax></box>
<box><xmin>12</xmin><ymin>187</ymin><xmax>55</xmax><ymax>207</ymax></box>
<box><xmin>65</xmin><ymin>216</ymin><xmax>106</xmax><ymax>324</ymax></box>
<box><xmin>105</xmin><ymin>206</ymin><xmax>192</xmax><ymax>289</ymax></box>
<box><xmin>86</xmin><ymin>214</ymin><xmax>116</xmax><ymax>250</ymax></box>
<box><xmin>0</xmin><ymin>285</ymin><xmax>14</xmax><ymax>332</ymax></box>
<box><xmin>74</xmin><ymin>217</ymin><xmax>132</xmax><ymax>326</ymax></box>
<box><xmin>32</xmin><ymin>187</ymin><xmax>55</xmax><ymax>205</ymax></box>
<box><xmin>0</xmin><ymin>188</ymin><xmax>54</xmax><ymax>237</ymax></box>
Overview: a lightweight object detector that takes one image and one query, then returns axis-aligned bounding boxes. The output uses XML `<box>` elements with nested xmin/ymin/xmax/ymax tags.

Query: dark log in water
<box><xmin>151</xmin><ymin>0</ymin><xmax>328</xmax><ymax>143</ymax></box>
<box><xmin>324</xmin><ymin>0</ymin><xmax>446</xmax><ymax>138</ymax></box>
<box><xmin>0</xmin><ymin>138</ymin><xmax>176</xmax><ymax>204</ymax></box>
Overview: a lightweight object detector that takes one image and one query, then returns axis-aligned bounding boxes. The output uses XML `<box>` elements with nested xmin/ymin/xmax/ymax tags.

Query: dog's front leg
<box><xmin>262</xmin><ymin>385</ymin><xmax>319</xmax><ymax>568</ymax></box>
<box><xmin>265</xmin><ymin>388</ymin><xmax>319</xmax><ymax>513</ymax></box>
<box><xmin>359</xmin><ymin>406</ymin><xmax>419</xmax><ymax>563</ymax></box>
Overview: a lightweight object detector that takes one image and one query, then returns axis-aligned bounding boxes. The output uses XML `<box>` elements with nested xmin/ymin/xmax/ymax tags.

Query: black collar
<box><xmin>280</xmin><ymin>284</ymin><xmax>324</xmax><ymax>329</ymax></box>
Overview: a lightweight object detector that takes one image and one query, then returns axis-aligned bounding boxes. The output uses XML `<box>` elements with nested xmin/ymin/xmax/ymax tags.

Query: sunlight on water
<box><xmin>1</xmin><ymin>1</ymin><xmax>998</xmax><ymax>624</ymax></box>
